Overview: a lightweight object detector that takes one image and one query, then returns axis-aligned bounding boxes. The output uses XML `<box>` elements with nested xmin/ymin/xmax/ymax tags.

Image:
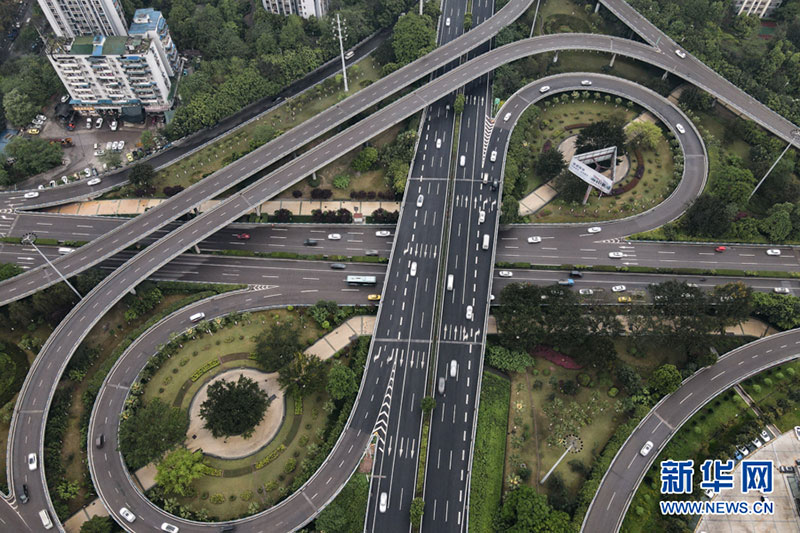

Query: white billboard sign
<box><xmin>568</xmin><ymin>157</ymin><xmax>614</xmax><ymax>194</ymax></box>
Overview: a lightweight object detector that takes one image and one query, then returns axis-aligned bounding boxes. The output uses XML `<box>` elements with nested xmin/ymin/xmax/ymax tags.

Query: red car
<box><xmin>234</xmin><ymin>233</ymin><xmax>250</xmax><ymax>240</ymax></box>
<box><xmin>715</xmin><ymin>246</ymin><xmax>726</xmax><ymax>252</ymax></box>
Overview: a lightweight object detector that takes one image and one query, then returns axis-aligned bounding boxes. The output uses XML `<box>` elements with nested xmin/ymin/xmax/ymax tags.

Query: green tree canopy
<box><xmin>575</xmin><ymin>118</ymin><xmax>627</xmax><ymax>154</ymax></box>
<box><xmin>535</xmin><ymin>149</ymin><xmax>566</xmax><ymax>182</ymax></box>
<box><xmin>683</xmin><ymin>194</ymin><xmax>733</xmax><ymax>237</ymax></box>
<box><xmin>278</xmin><ymin>351</ymin><xmax>326</xmax><ymax>398</ymax></box>
<box><xmin>650</xmin><ymin>364</ymin><xmax>683</xmax><ymax>398</ymax></box>
<box><xmin>625</xmin><ymin>121</ymin><xmax>663</xmax><ymax>150</ymax></box>
<box><xmin>409</xmin><ymin>497</ymin><xmax>425</xmax><ymax>528</ymax></box>
<box><xmin>485</xmin><ymin>345</ymin><xmax>534</xmax><ymax>373</ymax></box>
<box><xmin>454</xmin><ymin>93</ymin><xmax>465</xmax><ymax>114</ymax></box>
<box><xmin>155</xmin><ymin>447</ymin><xmax>207</xmax><ymax>496</ymax></box>
<box><xmin>129</xmin><ymin>163</ymin><xmax>155</xmax><ymax>188</ymax></box>
<box><xmin>391</xmin><ymin>13</ymin><xmax>436</xmax><ymax>65</ymax></box>
<box><xmin>710</xmin><ymin>161</ymin><xmax>755</xmax><ymax>208</ymax></box>
<box><xmin>200</xmin><ymin>374</ymin><xmax>270</xmax><ymax>438</ymax></box>
<box><xmin>496</xmin><ymin>486</ymin><xmax>572</xmax><ymax>532</ymax></box>
<box><xmin>80</xmin><ymin>515</ymin><xmax>114</xmax><ymax>533</ymax></box>
<box><xmin>327</xmin><ymin>361</ymin><xmax>358</xmax><ymax>400</ymax></box>
<box><xmin>421</xmin><ymin>396</ymin><xmax>436</xmax><ymax>413</ymax></box>
<box><xmin>3</xmin><ymin>136</ymin><xmax>62</xmax><ymax>182</ymax></box>
<box><xmin>254</xmin><ymin>322</ymin><xmax>302</xmax><ymax>372</ymax></box>
<box><xmin>3</xmin><ymin>88</ymin><xmax>37</xmax><ymax>127</ymax></box>
<box><xmin>119</xmin><ymin>398</ymin><xmax>189</xmax><ymax>469</ymax></box>
<box><xmin>315</xmin><ymin>473</ymin><xmax>369</xmax><ymax>533</ymax></box>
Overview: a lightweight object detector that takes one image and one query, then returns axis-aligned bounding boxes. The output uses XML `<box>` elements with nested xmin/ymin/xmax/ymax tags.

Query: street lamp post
<box><xmin>334</xmin><ymin>14</ymin><xmax>349</xmax><ymax>93</ymax></box>
<box><xmin>748</xmin><ymin>129</ymin><xmax>800</xmax><ymax>200</ymax></box>
<box><xmin>21</xmin><ymin>233</ymin><xmax>82</xmax><ymax>299</ymax></box>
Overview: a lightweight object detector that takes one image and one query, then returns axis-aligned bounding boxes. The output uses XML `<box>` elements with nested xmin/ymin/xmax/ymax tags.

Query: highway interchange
<box><xmin>1</xmin><ymin>0</ymin><xmax>800</xmax><ymax>532</ymax></box>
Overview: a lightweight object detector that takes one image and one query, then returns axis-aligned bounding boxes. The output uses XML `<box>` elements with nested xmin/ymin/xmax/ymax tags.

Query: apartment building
<box><xmin>262</xmin><ymin>0</ymin><xmax>328</xmax><ymax>19</ymax></box>
<box><xmin>734</xmin><ymin>0</ymin><xmax>783</xmax><ymax>17</ymax></box>
<box><xmin>37</xmin><ymin>0</ymin><xmax>128</xmax><ymax>37</ymax></box>
<box><xmin>128</xmin><ymin>8</ymin><xmax>179</xmax><ymax>77</ymax></box>
<box><xmin>48</xmin><ymin>35</ymin><xmax>173</xmax><ymax>113</ymax></box>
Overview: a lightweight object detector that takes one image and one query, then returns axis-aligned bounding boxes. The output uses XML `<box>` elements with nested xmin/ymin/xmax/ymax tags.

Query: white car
<box><xmin>579</xmin><ymin>289</ymin><xmax>594</xmax><ymax>295</ymax></box>
<box><xmin>608</xmin><ymin>251</ymin><xmax>624</xmax><ymax>258</ymax></box>
<box><xmin>752</xmin><ymin>437</ymin><xmax>763</xmax><ymax>448</ymax></box>
<box><xmin>379</xmin><ymin>492</ymin><xmax>388</xmax><ymax>513</ymax></box>
<box><xmin>436</xmin><ymin>138</ymin><xmax>442</xmax><ymax>149</ymax></box>
<box><xmin>611</xmin><ymin>285</ymin><xmax>626</xmax><ymax>293</ymax></box>
<box><xmin>450</xmin><ymin>360</ymin><xmax>457</xmax><ymax>377</ymax></box>
<box><xmin>527</xmin><ymin>236</ymin><xmax>542</xmax><ymax>243</ymax></box>
<box><xmin>327</xmin><ymin>233</ymin><xmax>341</xmax><ymax>240</ymax></box>
<box><xmin>23</xmin><ymin>191</ymin><xmax>39</xmax><ymax>199</ymax></box>
<box><xmin>774</xmin><ymin>287</ymin><xmax>790</xmax><ymax>294</ymax></box>
<box><xmin>93</xmin><ymin>149</ymin><xmax>105</xmax><ymax>156</ymax></box>
<box><xmin>87</xmin><ymin>178</ymin><xmax>102</xmax><ymax>186</ymax></box>
<box><xmin>36</xmin><ymin>114</ymin><xmax>47</xmax><ymax>122</ymax></box>
<box><xmin>539</xmin><ymin>85</ymin><xmax>550</xmax><ymax>93</ymax></box>
<box><xmin>478</xmin><ymin>210</ymin><xmax>485</xmax><ymax>223</ymax></box>
<box><xmin>760</xmin><ymin>429</ymin><xmax>771</xmax><ymax>442</ymax></box>
<box><xmin>106</xmin><ymin>141</ymin><xmax>113</xmax><ymax>151</ymax></box>
<box><xmin>410</xmin><ymin>261</ymin><xmax>417</xmax><ymax>277</ymax></box>
<box><xmin>640</xmin><ymin>441</ymin><xmax>653</xmax><ymax>456</ymax></box>
<box><xmin>376</xmin><ymin>230</ymin><xmax>391</xmax><ymax>237</ymax></box>
<box><xmin>161</xmin><ymin>523</ymin><xmax>179</xmax><ymax>533</ymax></box>
<box><xmin>675</xmin><ymin>123</ymin><xmax>685</xmax><ymax>134</ymax></box>
<box><xmin>704</xmin><ymin>488</ymin><xmax>715</xmax><ymax>499</ymax></box>
<box><xmin>503</xmin><ymin>112</ymin><xmax>512</xmax><ymax>121</ymax></box>
<box><xmin>490</xmin><ymin>150</ymin><xmax>497</xmax><ymax>162</ymax></box>
<box><xmin>498</xmin><ymin>271</ymin><xmax>513</xmax><ymax>278</ymax></box>
<box><xmin>86</xmin><ymin>118</ymin><xmax>92</xmax><ymax>129</ymax></box>
<box><xmin>119</xmin><ymin>507</ymin><xmax>136</xmax><ymax>523</ymax></box>
<box><xmin>111</xmin><ymin>141</ymin><xmax>119</xmax><ymax>152</ymax></box>
<box><xmin>95</xmin><ymin>117</ymin><xmax>103</xmax><ymax>128</ymax></box>
<box><xmin>675</xmin><ymin>49</ymin><xmax>686</xmax><ymax>58</ymax></box>
<box><xmin>27</xmin><ymin>453</ymin><xmax>37</xmax><ymax>470</ymax></box>
<box><xmin>416</xmin><ymin>194</ymin><xmax>424</xmax><ymax>208</ymax></box>
<box><xmin>445</xmin><ymin>17</ymin><xmax>451</xmax><ymax>27</ymax></box>
<box><xmin>766</xmin><ymin>249</ymin><xmax>781</xmax><ymax>256</ymax></box>
<box><xmin>587</xmin><ymin>226</ymin><xmax>601</xmax><ymax>234</ymax></box>
<box><xmin>83</xmin><ymin>167</ymin><xmax>91</xmax><ymax>177</ymax></box>
<box><xmin>118</xmin><ymin>140</ymin><xmax>125</xmax><ymax>150</ymax></box>
<box><xmin>110</xmin><ymin>120</ymin><xmax>118</xmax><ymax>131</ymax></box>
<box><xmin>737</xmin><ymin>445</ymin><xmax>749</xmax><ymax>457</ymax></box>
<box><xmin>794</xmin><ymin>426</ymin><xmax>800</xmax><ymax>441</ymax></box>
<box><xmin>581</xmin><ymin>80</ymin><xmax>592</xmax><ymax>86</ymax></box>
<box><xmin>465</xmin><ymin>305</ymin><xmax>473</xmax><ymax>320</ymax></box>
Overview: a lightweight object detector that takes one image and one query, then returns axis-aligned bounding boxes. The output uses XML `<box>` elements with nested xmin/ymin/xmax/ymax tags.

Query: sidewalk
<box><xmin>63</xmin><ymin>313</ymin><xmax>377</xmax><ymax>532</ymax></box>
<box><xmin>45</xmin><ymin>198</ymin><xmax>401</xmax><ymax>217</ymax></box>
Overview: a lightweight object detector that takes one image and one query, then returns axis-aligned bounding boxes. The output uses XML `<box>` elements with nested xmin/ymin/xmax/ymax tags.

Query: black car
<box><xmin>365</xmin><ymin>250</ymin><xmax>379</xmax><ymax>256</ymax></box>
<box><xmin>304</xmin><ymin>239</ymin><xmax>318</xmax><ymax>246</ymax></box>
<box><xmin>570</xmin><ymin>270</ymin><xmax>583</xmax><ymax>278</ymax></box>
<box><xmin>19</xmin><ymin>484</ymin><xmax>28</xmax><ymax>504</ymax></box>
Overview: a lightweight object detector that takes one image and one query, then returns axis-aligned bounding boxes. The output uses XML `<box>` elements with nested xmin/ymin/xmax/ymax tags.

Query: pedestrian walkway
<box><xmin>45</xmin><ymin>198</ymin><xmax>400</xmax><ymax>217</ymax></box>
<box><xmin>62</xmin><ymin>313</ymin><xmax>377</xmax><ymax>532</ymax></box>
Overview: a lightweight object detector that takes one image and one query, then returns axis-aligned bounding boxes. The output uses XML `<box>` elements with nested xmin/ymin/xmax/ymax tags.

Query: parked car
<box><xmin>579</xmin><ymin>289</ymin><xmax>594</xmax><ymax>295</ymax></box>
<box><xmin>26</xmin><ymin>128</ymin><xmax>39</xmax><ymax>135</ymax></box>
<box><xmin>95</xmin><ymin>117</ymin><xmax>103</xmax><ymax>128</ymax></box>
<box><xmin>737</xmin><ymin>445</ymin><xmax>749</xmax><ymax>457</ymax></box>
<box><xmin>35</xmin><ymin>114</ymin><xmax>47</xmax><ymax>122</ymax></box>
<box><xmin>752</xmin><ymin>437</ymin><xmax>763</xmax><ymax>448</ymax></box>
<box><xmin>87</xmin><ymin>178</ymin><xmax>101</xmax><ymax>186</ymax></box>
<box><xmin>611</xmin><ymin>285</ymin><xmax>626</xmax><ymax>292</ymax></box>
<box><xmin>795</xmin><ymin>426</ymin><xmax>800</xmax><ymax>441</ymax></box>
<box><xmin>618</xmin><ymin>296</ymin><xmax>632</xmax><ymax>303</ymax></box>
<box><xmin>86</xmin><ymin>117</ymin><xmax>92</xmax><ymax>129</ymax></box>
<box><xmin>118</xmin><ymin>140</ymin><xmax>125</xmax><ymax>151</ymax></box>
<box><xmin>126</xmin><ymin>152</ymin><xmax>134</xmax><ymax>162</ymax></box>
<box><xmin>760</xmin><ymin>429</ymin><xmax>771</xmax><ymax>442</ymax></box>
<box><xmin>110</xmin><ymin>120</ymin><xmax>118</xmax><ymax>131</ymax></box>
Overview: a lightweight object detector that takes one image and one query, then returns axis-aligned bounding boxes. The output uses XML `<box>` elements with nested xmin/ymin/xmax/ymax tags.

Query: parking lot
<box><xmin>17</xmin><ymin>113</ymin><xmax>149</xmax><ymax>189</ymax></box>
<box><xmin>697</xmin><ymin>430</ymin><xmax>800</xmax><ymax>533</ymax></box>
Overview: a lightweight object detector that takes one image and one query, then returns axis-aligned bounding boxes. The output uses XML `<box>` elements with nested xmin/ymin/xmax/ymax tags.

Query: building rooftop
<box><xmin>128</xmin><ymin>8</ymin><xmax>166</xmax><ymax>35</ymax></box>
<box><xmin>49</xmin><ymin>35</ymin><xmax>151</xmax><ymax>56</ymax></box>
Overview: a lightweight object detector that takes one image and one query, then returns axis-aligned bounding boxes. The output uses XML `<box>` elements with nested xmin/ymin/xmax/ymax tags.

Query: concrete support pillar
<box><xmin>595</xmin><ymin>2</ymin><xmax>600</xmax><ymax>13</ymax></box>
<box><xmin>609</xmin><ymin>53</ymin><xmax>616</xmax><ymax>68</ymax></box>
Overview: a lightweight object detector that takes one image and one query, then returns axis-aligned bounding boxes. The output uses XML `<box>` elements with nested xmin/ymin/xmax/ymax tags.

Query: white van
<box><xmin>39</xmin><ymin>509</ymin><xmax>53</xmax><ymax>530</ymax></box>
<box><xmin>447</xmin><ymin>274</ymin><xmax>454</xmax><ymax>291</ymax></box>
<box><xmin>482</xmin><ymin>234</ymin><xmax>490</xmax><ymax>250</ymax></box>
<box><xmin>459</xmin><ymin>155</ymin><xmax>466</xmax><ymax>167</ymax></box>
<box><xmin>58</xmin><ymin>247</ymin><xmax>75</xmax><ymax>255</ymax></box>
<box><xmin>344</xmin><ymin>50</ymin><xmax>354</xmax><ymax>60</ymax></box>
<box><xmin>482</xmin><ymin>172</ymin><xmax>489</xmax><ymax>183</ymax></box>
<box><xmin>189</xmin><ymin>312</ymin><xmax>206</xmax><ymax>322</ymax></box>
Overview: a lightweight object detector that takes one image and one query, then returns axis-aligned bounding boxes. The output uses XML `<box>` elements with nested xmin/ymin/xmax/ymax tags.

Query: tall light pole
<box><xmin>419</xmin><ymin>0</ymin><xmax>424</xmax><ymax>15</ymax></box>
<box><xmin>749</xmin><ymin>129</ymin><xmax>800</xmax><ymax>200</ymax></box>
<box><xmin>334</xmin><ymin>14</ymin><xmax>349</xmax><ymax>93</ymax></box>
<box><xmin>21</xmin><ymin>233</ymin><xmax>82</xmax><ymax>299</ymax></box>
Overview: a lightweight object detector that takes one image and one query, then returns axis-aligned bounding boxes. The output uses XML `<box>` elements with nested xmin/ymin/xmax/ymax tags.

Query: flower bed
<box><xmin>254</xmin><ymin>444</ymin><xmax>286</xmax><ymax>470</ymax></box>
<box><xmin>531</xmin><ymin>345</ymin><xmax>583</xmax><ymax>370</ymax></box>
<box><xmin>190</xmin><ymin>359</ymin><xmax>220</xmax><ymax>382</ymax></box>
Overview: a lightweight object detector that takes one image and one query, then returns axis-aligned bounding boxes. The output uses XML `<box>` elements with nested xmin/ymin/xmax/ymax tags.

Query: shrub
<box><xmin>210</xmin><ymin>493</ymin><xmax>225</xmax><ymax>504</ymax></box>
<box><xmin>607</xmin><ymin>387</ymin><xmax>619</xmax><ymax>398</ymax></box>
<box><xmin>577</xmin><ymin>373</ymin><xmax>591</xmax><ymax>387</ymax></box>
<box><xmin>255</xmin><ymin>445</ymin><xmax>286</xmax><ymax>469</ymax></box>
<box><xmin>283</xmin><ymin>458</ymin><xmax>297</xmax><ymax>474</ymax></box>
<box><xmin>292</xmin><ymin>190</ymin><xmax>302</xmax><ymax>198</ymax></box>
<box><xmin>241</xmin><ymin>490</ymin><xmax>253</xmax><ymax>501</ymax></box>
<box><xmin>332</xmin><ymin>174</ymin><xmax>351</xmax><ymax>189</ymax></box>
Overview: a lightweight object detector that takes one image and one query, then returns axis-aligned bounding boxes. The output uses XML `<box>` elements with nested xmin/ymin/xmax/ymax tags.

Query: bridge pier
<box><xmin>609</xmin><ymin>53</ymin><xmax>616</xmax><ymax>68</ymax></box>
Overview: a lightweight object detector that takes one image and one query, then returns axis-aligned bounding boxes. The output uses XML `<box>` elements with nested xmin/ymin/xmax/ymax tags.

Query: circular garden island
<box><xmin>119</xmin><ymin>304</ymin><xmax>374</xmax><ymax>521</ymax></box>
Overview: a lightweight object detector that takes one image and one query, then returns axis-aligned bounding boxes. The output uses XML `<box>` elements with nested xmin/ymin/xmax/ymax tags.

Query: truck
<box><xmin>558</xmin><ymin>279</ymin><xmax>574</xmax><ymax>286</ymax></box>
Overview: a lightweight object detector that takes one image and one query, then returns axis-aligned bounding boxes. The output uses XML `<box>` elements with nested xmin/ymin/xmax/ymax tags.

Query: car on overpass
<box><xmin>498</xmin><ymin>271</ymin><xmax>513</xmax><ymax>277</ymax></box>
<box><xmin>376</xmin><ymin>230</ymin><xmax>391</xmax><ymax>237</ymax></box>
<box><xmin>234</xmin><ymin>233</ymin><xmax>250</xmax><ymax>240</ymax></box>
<box><xmin>609</xmin><ymin>251</ymin><xmax>624</xmax><ymax>258</ymax></box>
<box><xmin>527</xmin><ymin>236</ymin><xmax>541</xmax><ymax>243</ymax></box>
<box><xmin>766</xmin><ymin>249</ymin><xmax>781</xmax><ymax>256</ymax></box>
<box><xmin>640</xmin><ymin>441</ymin><xmax>653</xmax><ymax>456</ymax></box>
<box><xmin>587</xmin><ymin>226</ymin><xmax>601</xmax><ymax>233</ymax></box>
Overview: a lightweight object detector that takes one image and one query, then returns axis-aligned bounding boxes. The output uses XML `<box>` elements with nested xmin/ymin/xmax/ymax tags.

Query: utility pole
<box><xmin>419</xmin><ymin>0</ymin><xmax>423</xmax><ymax>16</ymax></box>
<box><xmin>21</xmin><ymin>233</ymin><xmax>82</xmax><ymax>299</ymax></box>
<box><xmin>529</xmin><ymin>0</ymin><xmax>542</xmax><ymax>38</ymax></box>
<box><xmin>335</xmin><ymin>14</ymin><xmax>349</xmax><ymax>93</ymax></box>
<box><xmin>749</xmin><ymin>129</ymin><xmax>800</xmax><ymax>200</ymax></box>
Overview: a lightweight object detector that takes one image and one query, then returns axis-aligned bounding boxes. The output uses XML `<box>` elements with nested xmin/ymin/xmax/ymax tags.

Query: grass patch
<box><xmin>468</xmin><ymin>371</ymin><xmax>510</xmax><ymax>533</ymax></box>
<box><xmin>741</xmin><ymin>360</ymin><xmax>800</xmax><ymax>431</ymax></box>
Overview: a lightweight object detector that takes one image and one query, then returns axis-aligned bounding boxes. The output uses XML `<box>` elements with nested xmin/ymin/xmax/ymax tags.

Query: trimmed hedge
<box><xmin>191</xmin><ymin>359</ymin><xmax>220</xmax><ymax>382</ymax></box>
<box><xmin>496</xmin><ymin>262</ymin><xmax>800</xmax><ymax>280</ymax></box>
<box><xmin>255</xmin><ymin>444</ymin><xmax>286</xmax><ymax>470</ymax></box>
<box><xmin>209</xmin><ymin>249</ymin><xmax>388</xmax><ymax>264</ymax></box>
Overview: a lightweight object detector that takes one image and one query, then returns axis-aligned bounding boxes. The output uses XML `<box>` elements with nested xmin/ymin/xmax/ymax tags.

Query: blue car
<box><xmin>734</xmin><ymin>452</ymin><xmax>743</xmax><ymax>462</ymax></box>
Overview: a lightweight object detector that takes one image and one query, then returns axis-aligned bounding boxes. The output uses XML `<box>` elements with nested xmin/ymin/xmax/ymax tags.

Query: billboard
<box><xmin>568</xmin><ymin>158</ymin><xmax>614</xmax><ymax>194</ymax></box>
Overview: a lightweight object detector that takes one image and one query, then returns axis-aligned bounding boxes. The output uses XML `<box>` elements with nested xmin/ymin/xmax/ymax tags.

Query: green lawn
<box><xmin>105</xmin><ymin>58</ymin><xmax>382</xmax><ymax>199</ymax></box>
<box><xmin>741</xmin><ymin>360</ymin><xmax>800</xmax><ymax>432</ymax></box>
<box><xmin>468</xmin><ymin>371</ymin><xmax>511</xmax><ymax>533</ymax></box>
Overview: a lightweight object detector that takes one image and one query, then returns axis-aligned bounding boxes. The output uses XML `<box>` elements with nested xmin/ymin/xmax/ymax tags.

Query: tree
<box><xmin>119</xmin><ymin>398</ymin><xmax>189</xmax><ymax>469</ymax></box>
<box><xmin>351</xmin><ymin>146</ymin><xmax>378</xmax><ymax>172</ymax></box>
<box><xmin>278</xmin><ymin>351</ymin><xmax>326</xmax><ymax>398</ymax></box>
<box><xmin>327</xmin><ymin>361</ymin><xmax>358</xmax><ymax>400</ymax></box>
<box><xmin>55</xmin><ymin>480</ymin><xmax>81</xmax><ymax>500</ymax></box>
<box><xmin>535</xmin><ymin>149</ymin><xmax>566</xmax><ymax>182</ymax></box>
<box><xmin>500</xmin><ymin>196</ymin><xmax>521</xmax><ymax>224</ymax></box>
<box><xmin>485</xmin><ymin>345</ymin><xmax>534</xmax><ymax>373</ymax></box>
<box><xmin>392</xmin><ymin>13</ymin><xmax>436</xmax><ymax>65</ymax></box>
<box><xmin>155</xmin><ymin>447</ymin><xmax>207</xmax><ymax>496</ymax></box>
<box><xmin>683</xmin><ymin>194</ymin><xmax>732</xmax><ymax>237</ymax></box>
<box><xmin>3</xmin><ymin>88</ymin><xmax>37</xmax><ymax>127</ymax></box>
<box><xmin>615</xmin><ymin>364</ymin><xmax>643</xmax><ymax>395</ymax></box>
<box><xmin>253</xmin><ymin>322</ymin><xmax>302</xmax><ymax>372</ymax></box>
<box><xmin>575</xmin><ymin>119</ymin><xmax>627</xmax><ymax>154</ymax></box>
<box><xmin>496</xmin><ymin>486</ymin><xmax>571</xmax><ymax>532</ymax></box>
<box><xmin>454</xmin><ymin>93</ymin><xmax>465</xmax><ymax>114</ymax></box>
<box><xmin>553</xmin><ymin>169</ymin><xmax>589</xmax><ymax>203</ymax></box>
<box><xmin>140</xmin><ymin>130</ymin><xmax>156</xmax><ymax>151</ymax></box>
<box><xmin>316</xmin><ymin>473</ymin><xmax>369</xmax><ymax>533</ymax></box>
<box><xmin>409</xmin><ymin>497</ymin><xmax>425</xmax><ymax>528</ymax></box>
<box><xmin>200</xmin><ymin>374</ymin><xmax>270</xmax><ymax>438</ymax></box>
<box><xmin>421</xmin><ymin>396</ymin><xmax>436</xmax><ymax>414</ymax></box>
<box><xmin>0</xmin><ymin>262</ymin><xmax>22</xmax><ymax>281</ymax></box>
<box><xmin>626</xmin><ymin>121</ymin><xmax>663</xmax><ymax>150</ymax></box>
<box><xmin>678</xmin><ymin>86</ymin><xmax>714</xmax><ymax>111</ymax></box>
<box><xmin>759</xmin><ymin>204</ymin><xmax>793</xmax><ymax>241</ymax></box>
<box><xmin>710</xmin><ymin>162</ymin><xmax>755</xmax><ymax>209</ymax></box>
<box><xmin>129</xmin><ymin>163</ymin><xmax>155</xmax><ymax>188</ymax></box>
<box><xmin>3</xmin><ymin>136</ymin><xmax>62</xmax><ymax>182</ymax></box>
<box><xmin>80</xmin><ymin>516</ymin><xmax>113</xmax><ymax>533</ymax></box>
<box><xmin>650</xmin><ymin>364</ymin><xmax>682</xmax><ymax>397</ymax></box>
<box><xmin>100</xmin><ymin>151</ymin><xmax>122</xmax><ymax>169</ymax></box>
<box><xmin>711</xmin><ymin>282</ymin><xmax>752</xmax><ymax>331</ymax></box>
